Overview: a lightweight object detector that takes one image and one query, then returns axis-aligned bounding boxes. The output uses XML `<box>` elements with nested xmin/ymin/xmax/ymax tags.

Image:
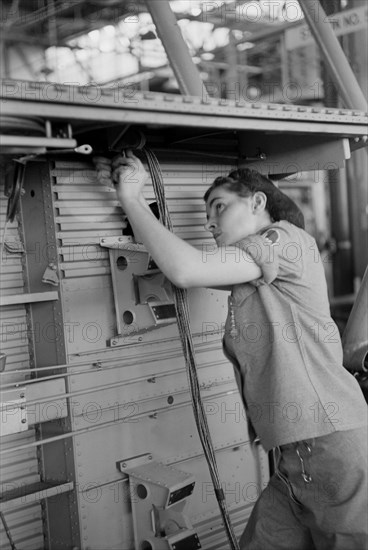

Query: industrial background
<box><xmin>0</xmin><ymin>1</ymin><xmax>367</xmax><ymax>549</ymax></box>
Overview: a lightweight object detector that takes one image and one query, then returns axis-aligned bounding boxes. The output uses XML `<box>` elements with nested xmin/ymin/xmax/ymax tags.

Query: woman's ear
<box><xmin>252</xmin><ymin>192</ymin><xmax>267</xmax><ymax>213</ymax></box>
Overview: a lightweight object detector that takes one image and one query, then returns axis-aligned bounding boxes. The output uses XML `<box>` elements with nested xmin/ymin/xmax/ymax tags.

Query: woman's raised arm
<box><xmin>113</xmin><ymin>152</ymin><xmax>261</xmax><ymax>289</ymax></box>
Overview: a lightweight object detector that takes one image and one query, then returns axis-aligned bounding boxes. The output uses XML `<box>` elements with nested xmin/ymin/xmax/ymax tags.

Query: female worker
<box><xmin>113</xmin><ymin>150</ymin><xmax>367</xmax><ymax>550</ymax></box>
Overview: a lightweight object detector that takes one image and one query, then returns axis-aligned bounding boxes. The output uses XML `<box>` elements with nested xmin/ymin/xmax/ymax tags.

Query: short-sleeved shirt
<box><xmin>223</xmin><ymin>220</ymin><xmax>367</xmax><ymax>452</ymax></box>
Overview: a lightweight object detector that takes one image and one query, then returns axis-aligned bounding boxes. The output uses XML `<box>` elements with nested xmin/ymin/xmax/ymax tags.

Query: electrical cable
<box><xmin>142</xmin><ymin>147</ymin><xmax>240</xmax><ymax>550</ymax></box>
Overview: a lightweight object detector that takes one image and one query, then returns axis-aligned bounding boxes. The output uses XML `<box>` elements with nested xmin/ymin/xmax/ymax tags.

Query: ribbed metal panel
<box><xmin>0</xmin><ymin>182</ymin><xmax>44</xmax><ymax>550</ymax></box>
<box><xmin>0</xmin><ymin>505</ymin><xmax>44</xmax><ymax>550</ymax></box>
<box><xmin>52</xmin><ymin>157</ymin><xmax>269</xmax><ymax>549</ymax></box>
<box><xmin>52</xmin><ymin>162</ymin><xmax>122</xmax><ymax>279</ymax></box>
<box><xmin>0</xmin><ymin>208</ymin><xmax>25</xmax><ymax>297</ymax></box>
<box><xmin>53</xmin><ymin>157</ymin><xmax>234</xmax><ymax>280</ymax></box>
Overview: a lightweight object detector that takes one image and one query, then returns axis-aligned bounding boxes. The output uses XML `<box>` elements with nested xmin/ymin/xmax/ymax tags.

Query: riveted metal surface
<box><xmin>45</xmin><ymin>153</ymin><xmax>269</xmax><ymax>548</ymax></box>
<box><xmin>77</xmin><ymin>480</ymin><xmax>134</xmax><ymax>550</ymax></box>
<box><xmin>1</xmin><ymin>80</ymin><xmax>367</xmax><ymax>124</ymax></box>
<box><xmin>55</xmin><ymin>157</ymin><xmax>231</xmax><ymax>358</ymax></box>
<box><xmin>0</xmin><ymin>177</ymin><xmax>44</xmax><ymax>550</ymax></box>
<box><xmin>18</xmin><ymin>162</ymin><xmax>82</xmax><ymax>549</ymax></box>
<box><xmin>1</xmin><ymin>151</ymin><xmax>270</xmax><ymax>548</ymax></box>
<box><xmin>70</xmin><ymin>389</ymin><xmax>245</xmax><ymax>482</ymax></box>
<box><xmin>4</xmin><ymin>99</ymin><xmax>368</xmax><ymax>140</ymax></box>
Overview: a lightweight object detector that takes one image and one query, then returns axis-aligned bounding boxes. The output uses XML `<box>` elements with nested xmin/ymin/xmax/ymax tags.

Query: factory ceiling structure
<box><xmin>0</xmin><ymin>0</ymin><xmax>307</xmax><ymax>96</ymax></box>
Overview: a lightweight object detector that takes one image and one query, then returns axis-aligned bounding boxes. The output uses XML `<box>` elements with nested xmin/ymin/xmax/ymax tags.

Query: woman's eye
<box><xmin>216</xmin><ymin>203</ymin><xmax>224</xmax><ymax>211</ymax></box>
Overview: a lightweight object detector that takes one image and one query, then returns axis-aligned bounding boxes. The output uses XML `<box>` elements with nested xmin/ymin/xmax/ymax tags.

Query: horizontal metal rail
<box><xmin>0</xmin><ymin>387</ymin><xmax>241</xmax><ymax>455</ymax></box>
<box><xmin>0</xmin><ymin>81</ymin><xmax>367</xmax><ymax>134</ymax></box>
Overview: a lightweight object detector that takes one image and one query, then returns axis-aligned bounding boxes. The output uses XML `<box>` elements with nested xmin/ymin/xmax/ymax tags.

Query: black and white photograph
<box><xmin>0</xmin><ymin>1</ymin><xmax>367</xmax><ymax>549</ymax></box>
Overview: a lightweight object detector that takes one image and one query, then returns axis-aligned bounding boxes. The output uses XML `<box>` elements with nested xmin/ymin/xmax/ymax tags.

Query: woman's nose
<box><xmin>204</xmin><ymin>218</ymin><xmax>217</xmax><ymax>232</ymax></box>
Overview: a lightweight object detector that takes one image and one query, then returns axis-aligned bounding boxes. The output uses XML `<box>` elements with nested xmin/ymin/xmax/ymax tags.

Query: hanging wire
<box><xmin>142</xmin><ymin>147</ymin><xmax>240</xmax><ymax>550</ymax></box>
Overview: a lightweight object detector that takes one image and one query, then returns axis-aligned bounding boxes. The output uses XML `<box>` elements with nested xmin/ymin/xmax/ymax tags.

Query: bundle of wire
<box><xmin>142</xmin><ymin>147</ymin><xmax>240</xmax><ymax>550</ymax></box>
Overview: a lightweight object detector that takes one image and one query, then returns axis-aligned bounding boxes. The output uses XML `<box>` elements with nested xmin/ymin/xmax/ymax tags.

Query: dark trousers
<box><xmin>241</xmin><ymin>426</ymin><xmax>368</xmax><ymax>550</ymax></box>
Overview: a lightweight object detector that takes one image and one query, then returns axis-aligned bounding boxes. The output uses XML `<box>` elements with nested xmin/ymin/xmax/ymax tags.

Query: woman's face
<box><xmin>204</xmin><ymin>186</ymin><xmax>267</xmax><ymax>246</ymax></box>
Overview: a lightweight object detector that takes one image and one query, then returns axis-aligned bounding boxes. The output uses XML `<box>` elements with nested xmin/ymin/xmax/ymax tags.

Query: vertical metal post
<box><xmin>21</xmin><ymin>162</ymin><xmax>81</xmax><ymax>549</ymax></box>
<box><xmin>145</xmin><ymin>0</ymin><xmax>206</xmax><ymax>97</ymax></box>
<box><xmin>342</xmin><ymin>266</ymin><xmax>368</xmax><ymax>371</ymax></box>
<box><xmin>298</xmin><ymin>0</ymin><xmax>367</xmax><ymax>111</ymax></box>
<box><xmin>225</xmin><ymin>31</ymin><xmax>239</xmax><ymax>100</ymax></box>
<box><xmin>299</xmin><ymin>0</ymin><xmax>368</xmax><ymax>366</ymax></box>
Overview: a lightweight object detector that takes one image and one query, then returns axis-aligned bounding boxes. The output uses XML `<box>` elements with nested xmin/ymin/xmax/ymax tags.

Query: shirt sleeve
<box><xmin>236</xmin><ymin>221</ymin><xmax>304</xmax><ymax>284</ymax></box>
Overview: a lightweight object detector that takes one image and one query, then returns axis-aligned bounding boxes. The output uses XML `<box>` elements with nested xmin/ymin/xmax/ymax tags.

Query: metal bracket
<box><xmin>117</xmin><ymin>455</ymin><xmax>201</xmax><ymax>550</ymax></box>
<box><xmin>117</xmin><ymin>452</ymin><xmax>153</xmax><ymax>475</ymax></box>
<box><xmin>100</xmin><ymin>236</ymin><xmax>176</xmax><ymax>345</ymax></box>
<box><xmin>0</xmin><ymin>388</ymin><xmax>28</xmax><ymax>436</ymax></box>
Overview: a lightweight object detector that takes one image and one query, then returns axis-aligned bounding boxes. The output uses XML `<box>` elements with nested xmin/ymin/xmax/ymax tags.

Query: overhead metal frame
<box><xmin>145</xmin><ymin>0</ymin><xmax>206</xmax><ymax>97</ymax></box>
<box><xmin>298</xmin><ymin>0</ymin><xmax>367</xmax><ymax>112</ymax></box>
<box><xmin>0</xmin><ymin>81</ymin><xmax>366</xmax><ymax>132</ymax></box>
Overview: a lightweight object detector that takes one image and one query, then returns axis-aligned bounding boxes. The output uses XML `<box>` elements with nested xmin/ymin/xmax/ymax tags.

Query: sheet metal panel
<box><xmin>52</xmin><ymin>156</ymin><xmax>269</xmax><ymax>549</ymax></box>
<box><xmin>71</xmin><ymin>390</ymin><xmax>251</xmax><ymax>484</ymax></box>
<box><xmin>75</xmin><ymin>447</ymin><xmax>267</xmax><ymax>550</ymax></box>
<box><xmin>0</xmin><ymin>183</ymin><xmax>44</xmax><ymax>550</ymax></box>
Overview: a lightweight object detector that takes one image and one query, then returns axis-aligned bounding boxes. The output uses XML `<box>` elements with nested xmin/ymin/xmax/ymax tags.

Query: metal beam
<box><xmin>145</xmin><ymin>0</ymin><xmax>205</xmax><ymax>97</ymax></box>
<box><xmin>298</xmin><ymin>0</ymin><xmax>368</xmax><ymax>111</ymax></box>
<box><xmin>2</xmin><ymin>97</ymin><xmax>367</xmax><ymax>137</ymax></box>
<box><xmin>342</xmin><ymin>266</ymin><xmax>368</xmax><ymax>371</ymax></box>
<box><xmin>2</xmin><ymin>0</ymin><xmax>86</xmax><ymax>30</ymax></box>
<box><xmin>299</xmin><ymin>0</ymin><xmax>367</xmax><ymax>368</ymax></box>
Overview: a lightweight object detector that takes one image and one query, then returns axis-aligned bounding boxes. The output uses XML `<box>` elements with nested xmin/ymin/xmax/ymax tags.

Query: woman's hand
<box><xmin>112</xmin><ymin>150</ymin><xmax>148</xmax><ymax>203</ymax></box>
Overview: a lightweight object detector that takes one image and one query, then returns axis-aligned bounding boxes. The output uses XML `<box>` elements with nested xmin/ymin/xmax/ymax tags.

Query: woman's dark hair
<box><xmin>203</xmin><ymin>168</ymin><xmax>305</xmax><ymax>229</ymax></box>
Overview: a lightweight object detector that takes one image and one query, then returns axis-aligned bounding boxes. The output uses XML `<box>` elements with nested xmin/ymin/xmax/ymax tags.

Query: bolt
<box><xmin>21</xmin><ymin>419</ymin><xmax>27</xmax><ymax>423</ymax></box>
<box><xmin>121</xmin><ymin>462</ymin><xmax>127</xmax><ymax>468</ymax></box>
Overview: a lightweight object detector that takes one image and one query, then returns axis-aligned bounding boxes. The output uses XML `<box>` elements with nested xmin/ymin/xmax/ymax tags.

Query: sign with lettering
<box><xmin>285</xmin><ymin>5</ymin><xmax>368</xmax><ymax>50</ymax></box>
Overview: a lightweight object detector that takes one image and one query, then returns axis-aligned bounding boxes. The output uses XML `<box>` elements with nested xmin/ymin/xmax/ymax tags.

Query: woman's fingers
<box><xmin>93</xmin><ymin>151</ymin><xmax>146</xmax><ymax>193</ymax></box>
<box><xmin>111</xmin><ymin>156</ymin><xmax>135</xmax><ymax>170</ymax></box>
